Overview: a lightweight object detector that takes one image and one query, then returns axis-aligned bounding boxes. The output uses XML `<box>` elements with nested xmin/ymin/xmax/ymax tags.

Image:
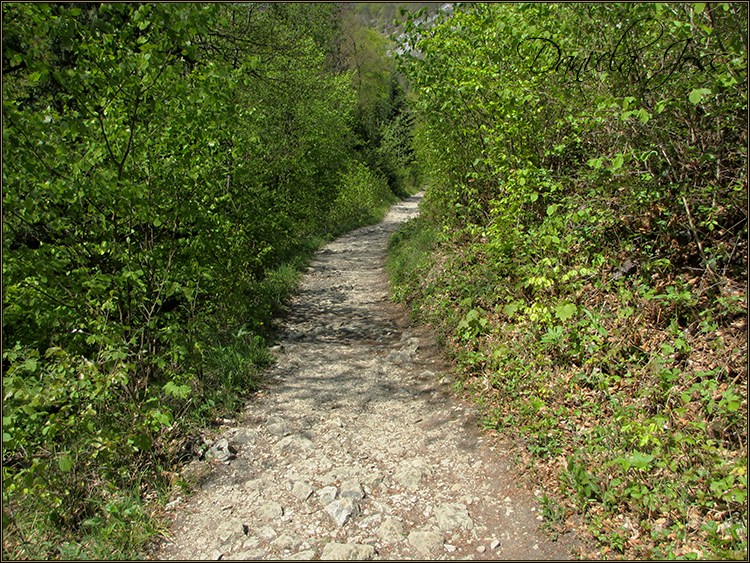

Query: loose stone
<box><xmin>274</xmin><ymin>434</ymin><xmax>314</xmax><ymax>453</ymax></box>
<box><xmin>394</xmin><ymin>457</ymin><xmax>432</xmax><ymax>490</ymax></box>
<box><xmin>271</xmin><ymin>533</ymin><xmax>303</xmax><ymax>550</ymax></box>
<box><xmin>435</xmin><ymin>502</ymin><xmax>473</xmax><ymax>532</ymax></box>
<box><xmin>321</xmin><ymin>542</ymin><xmax>375</xmax><ymax>560</ymax></box>
<box><xmin>266</xmin><ymin>416</ymin><xmax>291</xmax><ymax>436</ymax></box>
<box><xmin>292</xmin><ymin>481</ymin><xmax>314</xmax><ymax>501</ymax></box>
<box><xmin>340</xmin><ymin>478</ymin><xmax>365</xmax><ymax>500</ymax></box>
<box><xmin>257</xmin><ymin>526</ymin><xmax>277</xmax><ymax>539</ymax></box>
<box><xmin>256</xmin><ymin>501</ymin><xmax>284</xmax><ymax>520</ymax></box>
<box><xmin>288</xmin><ymin>549</ymin><xmax>317</xmax><ymax>560</ymax></box>
<box><xmin>325</xmin><ymin>498</ymin><xmax>360</xmax><ymax>527</ymax></box>
<box><xmin>243</xmin><ymin>478</ymin><xmax>263</xmax><ymax>491</ymax></box>
<box><xmin>224</xmin><ymin>548</ymin><xmax>265</xmax><ymax>560</ymax></box>
<box><xmin>318</xmin><ymin>485</ymin><xmax>338</xmax><ymax>505</ymax></box>
<box><xmin>377</xmin><ymin>517</ymin><xmax>404</xmax><ymax>544</ymax></box>
<box><xmin>215</xmin><ymin>518</ymin><xmax>245</xmax><ymax>545</ymax></box>
<box><xmin>408</xmin><ymin>531</ymin><xmax>444</xmax><ymax>558</ymax></box>
<box><xmin>206</xmin><ymin>438</ymin><xmax>235</xmax><ymax>463</ymax></box>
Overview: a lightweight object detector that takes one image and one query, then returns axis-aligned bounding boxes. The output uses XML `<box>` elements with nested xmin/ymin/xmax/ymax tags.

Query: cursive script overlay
<box><xmin>517</xmin><ymin>18</ymin><xmax>732</xmax><ymax>92</ymax></box>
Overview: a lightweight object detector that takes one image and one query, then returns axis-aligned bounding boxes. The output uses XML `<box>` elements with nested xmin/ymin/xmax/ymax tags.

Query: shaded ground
<box><xmin>151</xmin><ymin>194</ymin><xmax>582</xmax><ymax>560</ymax></box>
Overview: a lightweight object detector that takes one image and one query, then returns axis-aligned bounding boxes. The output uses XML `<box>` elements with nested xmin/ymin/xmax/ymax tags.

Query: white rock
<box><xmin>206</xmin><ymin>438</ymin><xmax>235</xmax><ymax>462</ymax></box>
<box><xmin>340</xmin><ymin>478</ymin><xmax>365</xmax><ymax>500</ymax></box>
<box><xmin>394</xmin><ymin>457</ymin><xmax>432</xmax><ymax>489</ymax></box>
<box><xmin>274</xmin><ymin>434</ymin><xmax>314</xmax><ymax>453</ymax></box>
<box><xmin>216</xmin><ymin>518</ymin><xmax>245</xmax><ymax>545</ymax></box>
<box><xmin>318</xmin><ymin>485</ymin><xmax>338</xmax><ymax>505</ymax></box>
<box><xmin>287</xmin><ymin>550</ymin><xmax>317</xmax><ymax>560</ymax></box>
<box><xmin>377</xmin><ymin>517</ymin><xmax>404</xmax><ymax>544</ymax></box>
<box><xmin>292</xmin><ymin>480</ymin><xmax>314</xmax><ymax>501</ymax></box>
<box><xmin>435</xmin><ymin>502</ymin><xmax>473</xmax><ymax>532</ymax></box>
<box><xmin>325</xmin><ymin>498</ymin><xmax>360</xmax><ymax>527</ymax></box>
<box><xmin>408</xmin><ymin>531</ymin><xmax>444</xmax><ymax>558</ymax></box>
<box><xmin>256</xmin><ymin>501</ymin><xmax>283</xmax><ymax>520</ymax></box>
<box><xmin>321</xmin><ymin>542</ymin><xmax>375</xmax><ymax>560</ymax></box>
<box><xmin>257</xmin><ymin>525</ymin><xmax>277</xmax><ymax>539</ymax></box>
<box><xmin>271</xmin><ymin>533</ymin><xmax>303</xmax><ymax>551</ymax></box>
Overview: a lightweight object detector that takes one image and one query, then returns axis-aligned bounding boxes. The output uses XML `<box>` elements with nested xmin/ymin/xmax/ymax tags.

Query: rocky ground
<box><xmin>151</xmin><ymin>194</ymin><xmax>581</xmax><ymax>560</ymax></box>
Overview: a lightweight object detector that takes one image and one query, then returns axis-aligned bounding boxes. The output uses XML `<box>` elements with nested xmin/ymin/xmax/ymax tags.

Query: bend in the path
<box><xmin>153</xmin><ymin>193</ymin><xmax>581</xmax><ymax>561</ymax></box>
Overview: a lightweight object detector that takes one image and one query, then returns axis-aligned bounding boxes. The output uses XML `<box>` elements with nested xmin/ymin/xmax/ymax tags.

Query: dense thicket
<box><xmin>2</xmin><ymin>3</ymin><xmax>416</xmax><ymax>558</ymax></box>
<box><xmin>391</xmin><ymin>2</ymin><xmax>747</xmax><ymax>559</ymax></box>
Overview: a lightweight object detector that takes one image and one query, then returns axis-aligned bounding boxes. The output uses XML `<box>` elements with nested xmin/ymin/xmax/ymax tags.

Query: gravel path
<box><xmin>152</xmin><ymin>193</ymin><xmax>580</xmax><ymax>560</ymax></box>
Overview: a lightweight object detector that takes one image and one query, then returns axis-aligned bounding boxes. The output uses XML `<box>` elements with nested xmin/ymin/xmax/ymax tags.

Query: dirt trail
<box><xmin>152</xmin><ymin>193</ymin><xmax>580</xmax><ymax>560</ymax></box>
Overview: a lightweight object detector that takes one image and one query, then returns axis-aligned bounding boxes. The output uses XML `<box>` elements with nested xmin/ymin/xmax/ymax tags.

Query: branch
<box><xmin>681</xmin><ymin>195</ymin><xmax>718</xmax><ymax>279</ymax></box>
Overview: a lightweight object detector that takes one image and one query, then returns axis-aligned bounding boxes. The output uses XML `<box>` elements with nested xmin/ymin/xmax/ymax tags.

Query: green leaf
<box><xmin>610</xmin><ymin>154</ymin><xmax>624</xmax><ymax>171</ymax></box>
<box><xmin>693</xmin><ymin>3</ymin><xmax>706</xmax><ymax>15</ymax></box>
<box><xmin>689</xmin><ymin>88</ymin><xmax>711</xmax><ymax>104</ymax></box>
<box><xmin>554</xmin><ymin>302</ymin><xmax>577</xmax><ymax>322</ymax></box>
<box><xmin>58</xmin><ymin>454</ymin><xmax>74</xmax><ymax>472</ymax></box>
<box><xmin>546</xmin><ymin>204</ymin><xmax>559</xmax><ymax>216</ymax></box>
<box><xmin>163</xmin><ymin>380</ymin><xmax>191</xmax><ymax>399</ymax></box>
<box><xmin>629</xmin><ymin>451</ymin><xmax>654</xmax><ymax>470</ymax></box>
<box><xmin>503</xmin><ymin>302</ymin><xmax>520</xmax><ymax>317</ymax></box>
<box><xmin>130</xmin><ymin>434</ymin><xmax>152</xmax><ymax>451</ymax></box>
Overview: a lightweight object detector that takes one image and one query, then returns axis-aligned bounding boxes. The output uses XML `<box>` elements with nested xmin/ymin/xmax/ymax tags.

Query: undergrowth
<box><xmin>388</xmin><ymin>200</ymin><xmax>747</xmax><ymax>560</ymax></box>
<box><xmin>2</xmin><ymin>184</ymin><xmax>402</xmax><ymax>562</ymax></box>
